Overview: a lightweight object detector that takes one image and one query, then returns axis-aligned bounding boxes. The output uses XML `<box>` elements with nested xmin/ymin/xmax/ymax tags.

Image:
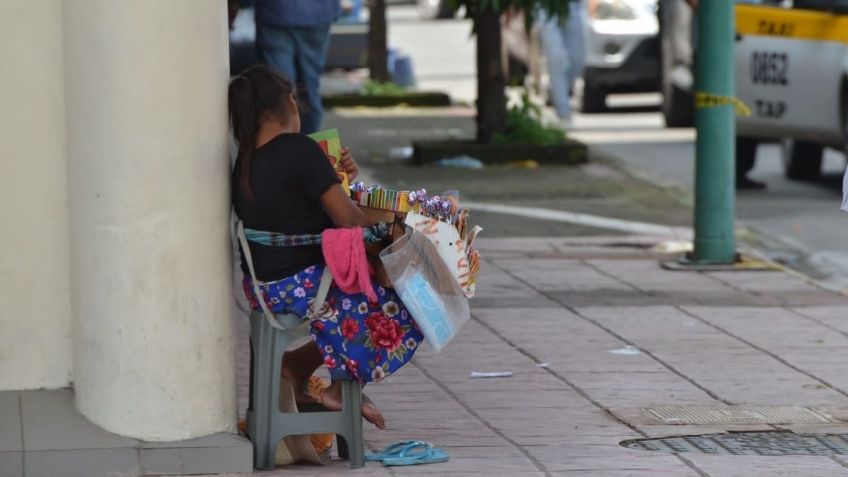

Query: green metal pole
<box><xmin>692</xmin><ymin>0</ymin><xmax>737</xmax><ymax>264</ymax></box>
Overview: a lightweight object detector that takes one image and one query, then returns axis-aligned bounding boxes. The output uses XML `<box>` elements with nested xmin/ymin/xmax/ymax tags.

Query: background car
<box><xmin>582</xmin><ymin>0</ymin><xmax>660</xmax><ymax>112</ymax></box>
<box><xmin>417</xmin><ymin>0</ymin><xmax>456</xmax><ymax>19</ymax></box>
<box><xmin>735</xmin><ymin>0</ymin><xmax>848</xmax><ymax>180</ymax></box>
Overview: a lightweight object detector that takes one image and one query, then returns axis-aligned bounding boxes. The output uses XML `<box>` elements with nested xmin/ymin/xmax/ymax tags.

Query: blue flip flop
<box><xmin>365</xmin><ymin>440</ymin><xmax>424</xmax><ymax>462</ymax></box>
<box><xmin>382</xmin><ymin>441</ymin><xmax>449</xmax><ymax>466</ymax></box>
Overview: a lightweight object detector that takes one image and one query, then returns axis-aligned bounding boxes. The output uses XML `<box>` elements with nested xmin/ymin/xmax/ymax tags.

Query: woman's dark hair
<box><xmin>228</xmin><ymin>65</ymin><xmax>297</xmax><ymax>200</ymax></box>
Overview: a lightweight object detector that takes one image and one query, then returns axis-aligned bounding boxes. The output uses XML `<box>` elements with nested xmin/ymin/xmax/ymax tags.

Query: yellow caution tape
<box><xmin>695</xmin><ymin>91</ymin><xmax>752</xmax><ymax>117</ymax></box>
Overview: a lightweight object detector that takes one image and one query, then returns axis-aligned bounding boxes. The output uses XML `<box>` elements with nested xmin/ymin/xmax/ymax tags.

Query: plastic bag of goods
<box><xmin>379</xmin><ymin>226</ymin><xmax>470</xmax><ymax>351</ymax></box>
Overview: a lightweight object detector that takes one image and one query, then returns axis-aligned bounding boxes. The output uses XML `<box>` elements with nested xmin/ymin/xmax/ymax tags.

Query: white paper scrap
<box><xmin>470</xmin><ymin>371</ymin><xmax>514</xmax><ymax>379</ymax></box>
<box><xmin>536</xmin><ymin>363</ymin><xmax>549</xmax><ymax>368</ymax></box>
<box><xmin>609</xmin><ymin>345</ymin><xmax>641</xmax><ymax>356</ymax></box>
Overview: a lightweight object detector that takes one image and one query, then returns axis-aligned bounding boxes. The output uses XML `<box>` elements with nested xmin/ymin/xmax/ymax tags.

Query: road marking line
<box><xmin>463</xmin><ymin>201</ymin><xmax>691</xmax><ymax>238</ymax></box>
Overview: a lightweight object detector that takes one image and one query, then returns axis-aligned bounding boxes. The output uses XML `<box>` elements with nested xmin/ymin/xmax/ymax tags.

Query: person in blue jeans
<box><xmin>537</xmin><ymin>0</ymin><xmax>587</xmax><ymax>126</ymax></box>
<box><xmin>254</xmin><ymin>0</ymin><xmax>340</xmax><ymax>134</ymax></box>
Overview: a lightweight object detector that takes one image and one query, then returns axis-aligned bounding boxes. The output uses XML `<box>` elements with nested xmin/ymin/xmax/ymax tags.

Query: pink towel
<box><xmin>321</xmin><ymin>227</ymin><xmax>378</xmax><ymax>303</ymax></box>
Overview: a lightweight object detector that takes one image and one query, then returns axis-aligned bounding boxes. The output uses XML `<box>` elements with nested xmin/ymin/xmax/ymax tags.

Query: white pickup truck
<box><xmin>735</xmin><ymin>1</ymin><xmax>848</xmax><ymax>179</ymax></box>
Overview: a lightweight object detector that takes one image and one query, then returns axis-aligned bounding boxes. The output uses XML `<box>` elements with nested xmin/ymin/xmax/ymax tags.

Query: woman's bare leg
<box><xmin>281</xmin><ymin>342</ymin><xmax>323</xmax><ymax>403</ymax></box>
<box><xmin>280</xmin><ymin>342</ymin><xmax>386</xmax><ymax>428</ymax></box>
<box><xmin>319</xmin><ymin>381</ymin><xmax>386</xmax><ymax>429</ymax></box>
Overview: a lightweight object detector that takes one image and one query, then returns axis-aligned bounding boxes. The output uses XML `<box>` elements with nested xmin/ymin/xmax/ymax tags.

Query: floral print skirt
<box><xmin>243</xmin><ymin>265</ymin><xmax>423</xmax><ymax>384</ymax></box>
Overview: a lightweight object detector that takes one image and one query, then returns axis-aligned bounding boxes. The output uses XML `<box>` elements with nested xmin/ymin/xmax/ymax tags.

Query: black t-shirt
<box><xmin>233</xmin><ymin>133</ymin><xmax>340</xmax><ymax>281</ymax></box>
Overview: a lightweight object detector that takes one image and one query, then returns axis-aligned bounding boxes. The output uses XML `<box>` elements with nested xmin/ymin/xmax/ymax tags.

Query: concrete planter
<box><xmin>322</xmin><ymin>92</ymin><xmax>452</xmax><ymax>109</ymax></box>
<box><xmin>412</xmin><ymin>138</ymin><xmax>589</xmax><ymax>165</ymax></box>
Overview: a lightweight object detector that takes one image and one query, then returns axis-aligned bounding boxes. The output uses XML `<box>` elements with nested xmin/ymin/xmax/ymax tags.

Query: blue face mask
<box><xmin>398</xmin><ymin>272</ymin><xmax>455</xmax><ymax>350</ymax></box>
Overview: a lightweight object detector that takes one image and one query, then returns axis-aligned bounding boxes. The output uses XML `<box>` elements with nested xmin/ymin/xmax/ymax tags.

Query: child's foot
<box><xmin>320</xmin><ymin>381</ymin><xmax>386</xmax><ymax>429</ymax></box>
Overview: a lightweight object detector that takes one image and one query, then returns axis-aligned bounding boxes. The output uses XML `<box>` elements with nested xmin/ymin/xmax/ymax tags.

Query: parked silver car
<box><xmin>582</xmin><ymin>0</ymin><xmax>660</xmax><ymax>112</ymax></box>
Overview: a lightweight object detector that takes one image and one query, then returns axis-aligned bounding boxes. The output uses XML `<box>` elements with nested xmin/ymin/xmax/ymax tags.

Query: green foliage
<box><xmin>493</xmin><ymin>90</ymin><xmax>566</xmax><ymax>146</ymax></box>
<box><xmin>361</xmin><ymin>80</ymin><xmax>407</xmax><ymax>96</ymax></box>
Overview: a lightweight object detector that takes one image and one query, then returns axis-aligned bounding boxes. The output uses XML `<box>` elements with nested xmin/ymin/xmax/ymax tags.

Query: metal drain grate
<box><xmin>623</xmin><ymin>432</ymin><xmax>848</xmax><ymax>456</ymax></box>
<box><xmin>646</xmin><ymin>406</ymin><xmax>835</xmax><ymax>425</ymax></box>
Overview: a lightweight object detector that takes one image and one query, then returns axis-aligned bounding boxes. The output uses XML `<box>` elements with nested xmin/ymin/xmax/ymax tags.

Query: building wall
<box><xmin>0</xmin><ymin>0</ymin><xmax>74</xmax><ymax>390</ymax></box>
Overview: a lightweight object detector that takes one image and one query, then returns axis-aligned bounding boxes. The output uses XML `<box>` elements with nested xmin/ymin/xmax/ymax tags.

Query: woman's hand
<box><xmin>339</xmin><ymin>147</ymin><xmax>359</xmax><ymax>181</ymax></box>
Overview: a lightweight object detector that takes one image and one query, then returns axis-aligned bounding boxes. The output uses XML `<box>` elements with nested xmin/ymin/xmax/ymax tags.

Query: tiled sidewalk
<box><xmin>213</xmin><ymin>236</ymin><xmax>848</xmax><ymax>477</ymax></box>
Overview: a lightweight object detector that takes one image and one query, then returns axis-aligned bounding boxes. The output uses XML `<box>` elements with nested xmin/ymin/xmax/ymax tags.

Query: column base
<box><xmin>661</xmin><ymin>253</ymin><xmax>781</xmax><ymax>272</ymax></box>
<box><xmin>1</xmin><ymin>388</ymin><xmax>252</xmax><ymax>477</ymax></box>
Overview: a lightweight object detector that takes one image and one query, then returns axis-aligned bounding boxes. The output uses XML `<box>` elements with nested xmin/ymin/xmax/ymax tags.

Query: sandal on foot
<box><xmin>365</xmin><ymin>440</ymin><xmax>424</xmax><ymax>462</ymax></box>
<box><xmin>382</xmin><ymin>442</ymin><xmax>449</xmax><ymax>466</ymax></box>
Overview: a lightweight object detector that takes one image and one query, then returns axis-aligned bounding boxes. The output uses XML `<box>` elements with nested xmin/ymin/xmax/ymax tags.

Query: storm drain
<box><xmin>622</xmin><ymin>432</ymin><xmax>848</xmax><ymax>456</ymax></box>
<box><xmin>646</xmin><ymin>406</ymin><xmax>835</xmax><ymax>425</ymax></box>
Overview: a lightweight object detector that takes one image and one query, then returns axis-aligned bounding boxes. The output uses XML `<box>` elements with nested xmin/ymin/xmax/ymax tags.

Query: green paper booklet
<box><xmin>308</xmin><ymin>128</ymin><xmax>349</xmax><ymax>193</ymax></box>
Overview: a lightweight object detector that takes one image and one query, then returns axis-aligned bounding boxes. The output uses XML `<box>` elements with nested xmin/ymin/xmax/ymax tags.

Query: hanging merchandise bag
<box><xmin>404</xmin><ymin>210</ymin><xmax>480</xmax><ymax>298</ymax></box>
<box><xmin>380</xmin><ymin>226</ymin><xmax>470</xmax><ymax>351</ymax></box>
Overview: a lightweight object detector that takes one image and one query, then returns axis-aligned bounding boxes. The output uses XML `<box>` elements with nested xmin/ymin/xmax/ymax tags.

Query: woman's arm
<box><xmin>320</xmin><ymin>184</ymin><xmax>369</xmax><ymax>228</ymax></box>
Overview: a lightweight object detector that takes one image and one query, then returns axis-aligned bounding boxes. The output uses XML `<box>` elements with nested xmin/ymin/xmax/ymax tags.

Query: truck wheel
<box><xmin>782</xmin><ymin>140</ymin><xmax>823</xmax><ymax>181</ymax></box>
<box><xmin>582</xmin><ymin>82</ymin><xmax>607</xmax><ymax>113</ymax></box>
<box><xmin>418</xmin><ymin>0</ymin><xmax>455</xmax><ymax>20</ymax></box>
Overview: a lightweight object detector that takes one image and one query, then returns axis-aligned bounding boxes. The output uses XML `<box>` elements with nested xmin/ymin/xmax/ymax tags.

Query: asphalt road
<box><xmin>382</xmin><ymin>4</ymin><xmax>848</xmax><ymax>289</ymax></box>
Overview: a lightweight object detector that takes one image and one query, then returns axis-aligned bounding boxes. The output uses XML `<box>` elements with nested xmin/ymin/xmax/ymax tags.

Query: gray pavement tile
<box><xmin>792</xmin><ymin>306</ymin><xmax>848</xmax><ymax>334</ymax></box>
<box><xmin>429</xmin><ymin>446</ymin><xmax>527</xmax><ymax>458</ymax></box>
<box><xmin>139</xmin><ymin>432</ymin><xmax>250</xmax><ymax>448</ymax></box>
<box><xmin>523</xmin><ymin>443</ymin><xmax>657</xmax><ymax>460</ymax></box>
<box><xmin>491</xmin><ymin>258</ymin><xmax>634</xmax><ymax>292</ymax></box>
<box><xmin>654</xmin><ymin>290</ymin><xmax>785</xmax><ymax>307</ymax></box>
<box><xmin>366</xmin><ymin>397</ymin><xmax>465</xmax><ymax>413</ymax></box>
<box><xmin>684</xmin><ymin>455</ymin><xmax>848</xmax><ymax>476</ymax></box>
<box><xmin>449</xmin><ymin>388</ymin><xmax>585</xmax><ymax>410</ymax></box>
<box><xmin>543</xmin><ymin>356</ymin><xmax>672</xmax><ymax>374</ymax></box>
<box><xmin>587</xmin><ymin>259</ymin><xmax>735</xmax><ymax>294</ymax></box>
<box><xmin>476</xmin><ymin>237</ymin><xmax>558</xmax><ymax>254</ymax></box>
<box><xmin>561</xmin><ymin>371</ymin><xmax>714</xmax><ymax>409</ymax></box>
<box><xmin>632</xmin><ymin>424</ymin><xmax>775</xmax><ymax>437</ymax></box>
<box><xmin>375</xmin><ymin>417</ymin><xmax>484</xmax><ymax>432</ymax></box>
<box><xmin>684</xmin><ymin>306</ymin><xmax>848</xmax><ymax>398</ymax></box>
<box><xmin>776</xmin><ymin>292</ymin><xmax>848</xmax><ymax>306</ymax></box>
<box><xmin>550</xmin><ymin>236</ymin><xmax>668</xmax><ymax>248</ymax></box>
<box><xmin>706</xmin><ymin>270</ymin><xmax>826</xmax><ymax>293</ymax></box>
<box><xmin>548</xmin><ymin>244</ymin><xmax>652</xmax><ymax>260</ymax></box>
<box><xmin>201</xmin><ymin>461</ymin><xmax>394</xmax><ymax>476</ymax></box>
<box><xmin>472</xmin><ymin>259</ymin><xmax>541</xmax><ymax>299</ymax></box>
<box><xmin>140</xmin><ymin>444</ymin><xmax>252</xmax><ymax>475</ymax></box>
<box><xmin>471</xmin><ymin>297</ymin><xmax>562</xmax><ymax>309</ymax></box>
<box><xmin>433</xmin><ymin>374</ymin><xmax>571</xmax><ymax>393</ymax></box>
<box><xmin>25</xmin><ymin>448</ymin><xmax>138</xmax><ymax>477</ymax></box>
<box><xmin>0</xmin><ymin>451</ymin><xmax>22</xmax><ymax>477</ymax></box>
<box><xmin>0</xmin><ymin>391</ymin><xmax>21</xmax><ymax>452</ymax></box>
<box><xmin>578</xmin><ymin>306</ymin><xmax>848</xmax><ymax>407</ymax></box>
<box><xmin>550</xmin><ymin>471</ymin><xmax>700</xmax><ymax>477</ymax></box>
<box><xmin>374</xmin><ymin>455</ymin><xmax>539</xmax><ymax>474</ymax></box>
<box><xmin>21</xmin><ymin>388</ymin><xmax>138</xmax><ymax>451</ymax></box>
<box><xmin>529</xmin><ymin>453</ymin><xmax>698</xmax><ymax>473</ymax></box>
<box><xmin>371</xmin><ymin>434</ymin><xmax>508</xmax><ymax>449</ymax></box>
<box><xmin>551</xmin><ymin>290</ymin><xmax>694</xmax><ymax>307</ymax></box>
<box><xmin>511</xmin><ymin>432</ymin><xmax>641</xmax><ymax>446</ymax></box>
<box><xmin>391</xmin><ymin>473</ymin><xmax>546</xmax><ymax>477</ymax></box>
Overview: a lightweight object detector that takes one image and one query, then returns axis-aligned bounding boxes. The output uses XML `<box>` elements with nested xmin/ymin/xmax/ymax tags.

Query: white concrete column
<box><xmin>64</xmin><ymin>0</ymin><xmax>236</xmax><ymax>440</ymax></box>
<box><xmin>0</xmin><ymin>0</ymin><xmax>73</xmax><ymax>391</ymax></box>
